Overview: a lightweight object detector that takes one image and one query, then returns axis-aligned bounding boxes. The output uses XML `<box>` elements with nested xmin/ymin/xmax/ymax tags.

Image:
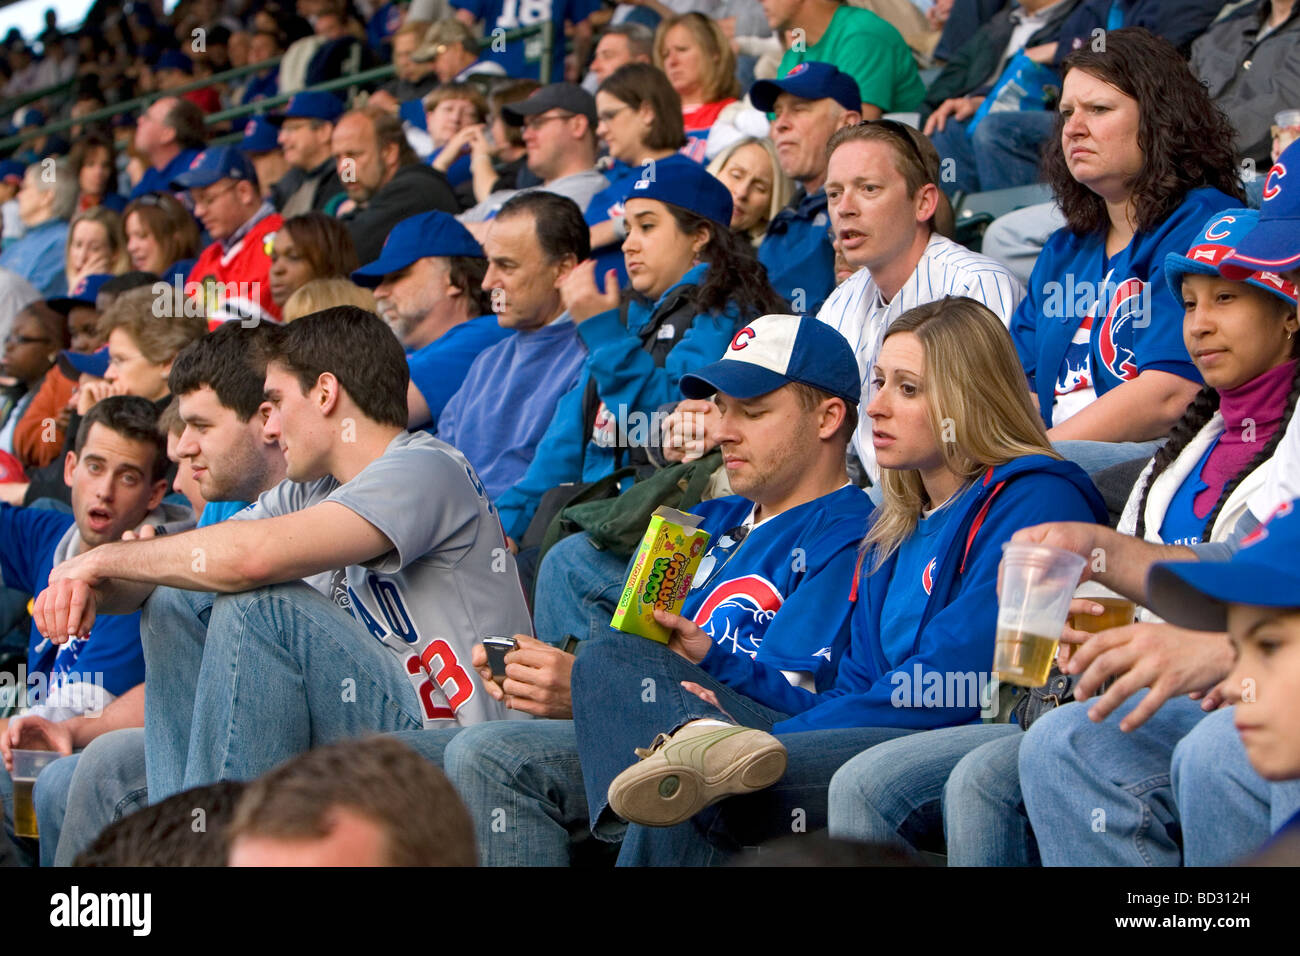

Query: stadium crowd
<box><xmin>0</xmin><ymin>0</ymin><xmax>1298</xmax><ymax>868</ymax></box>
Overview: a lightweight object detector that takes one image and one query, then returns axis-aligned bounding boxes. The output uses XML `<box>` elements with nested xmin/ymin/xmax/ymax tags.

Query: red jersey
<box><xmin>187</xmin><ymin>212</ymin><xmax>283</xmax><ymax>328</ymax></box>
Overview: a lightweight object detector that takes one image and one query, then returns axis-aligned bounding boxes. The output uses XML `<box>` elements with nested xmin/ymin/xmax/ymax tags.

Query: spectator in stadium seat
<box><xmin>282</xmin><ymin>278</ymin><xmax>377</xmax><ymax>322</ymax></box>
<box><xmin>227</xmin><ymin>737</ymin><xmax>476</xmax><ymax>866</ymax></box>
<box><xmin>586</xmin><ymin>22</ymin><xmax>654</xmax><ymax>88</ymax></box>
<box><xmin>410</xmin><ymin>17</ymin><xmax>508</xmax><ymax>85</ymax></box>
<box><xmin>127</xmin><ymin>97</ymin><xmax>206</xmax><ymax>201</ymax></box>
<box><xmin>270</xmin><ymin>92</ymin><xmax>346</xmax><ymax>218</ymax></box>
<box><xmin>493</xmin><ymin>159</ymin><xmax>786</xmax><ymax>546</ymax></box>
<box><xmin>426</xmin><ymin>83</ymin><xmax>490</xmax><ymax>190</ymax></box>
<box><xmin>331</xmin><ymin>106</ymin><xmax>460</xmax><ymax>266</ymax></box>
<box><xmin>353</xmin><ymin>211</ymin><xmax>508</xmax><ymax>427</ymax></box>
<box><xmin>238</xmin><ymin>117</ymin><xmax>293</xmax><ymax>206</ymax></box>
<box><xmin>233</xmin><ymin>30</ymin><xmax>282</xmax><ymax>105</ymax></box>
<box><xmin>459</xmin><ymin>84</ymin><xmax>611</xmax><ymax>229</ymax></box>
<box><xmin>69</xmin><ymin>135</ymin><xmax>128</xmax><ymax>215</ymax></box>
<box><xmin>458</xmin><ymin>80</ymin><xmax>541</xmax><ymax>206</ymax></box>
<box><xmin>707</xmin><ymin>136</ymin><xmax>791</xmax><ymax>248</ymax></box>
<box><xmin>0</xmin><ymin>161</ymin><xmax>77</xmax><ymax>298</ymax></box>
<box><xmin>34</xmin><ymin>308</ymin><xmax>534</xmax><ymax>804</ymax></box>
<box><xmin>0</xmin><ymin>160</ymin><xmax>28</xmax><ymax>248</ymax></box>
<box><xmin>268</xmin><ymin>213</ymin><xmax>360</xmax><ymax>310</ymax></box>
<box><xmin>432</xmin><ymin>191</ymin><xmax>589</xmax><ymax>487</ymax></box>
<box><xmin>122</xmin><ymin>194</ymin><xmax>201</xmax><ymax>287</ymax></box>
<box><xmin>64</xmin><ymin>208</ymin><xmax>129</xmax><ymax>294</ymax></box>
<box><xmin>747</xmin><ymin>63</ymin><xmax>862</xmax><ymax>316</ymax></box>
<box><xmin>654</xmin><ymin>13</ymin><xmax>740</xmax><ymax>161</ymax></box>
<box><xmin>586</xmin><ymin>63</ymin><xmax>688</xmax><ymax>284</ymax></box>
<box><xmin>453</xmin><ymin>0</ymin><xmax>599</xmax><ymax>83</ymax></box>
<box><xmin>1010</xmin><ymin>29</ymin><xmax>1243</xmax><ymax>472</ymax></box>
<box><xmin>382</xmin><ymin>20</ymin><xmax>441</xmax><ymax>103</ymax></box>
<box><xmin>0</xmin><ymin>302</ymin><xmax>68</xmax><ymax>457</ymax></box>
<box><xmin>764</xmin><ymin>0</ymin><xmax>924</xmax><ymax>118</ymax></box>
<box><xmin>173</xmin><ymin>146</ymin><xmax>284</xmax><ymax>326</ymax></box>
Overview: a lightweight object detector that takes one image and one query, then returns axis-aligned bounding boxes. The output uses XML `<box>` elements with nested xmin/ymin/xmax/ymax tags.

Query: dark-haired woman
<box><xmin>268</xmin><ymin>212</ymin><xmax>360</xmax><ymax>308</ymax></box>
<box><xmin>1010</xmin><ymin>28</ymin><xmax>1244</xmax><ymax>474</ymax></box>
<box><xmin>493</xmin><ymin>160</ymin><xmax>787</xmax><ymax>545</ymax></box>
<box><xmin>586</xmin><ymin>63</ymin><xmax>690</xmax><ymax>286</ymax></box>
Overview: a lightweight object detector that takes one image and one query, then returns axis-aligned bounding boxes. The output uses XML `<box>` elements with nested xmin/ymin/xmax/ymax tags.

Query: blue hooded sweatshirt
<box><xmin>699</xmin><ymin>454</ymin><xmax>1108</xmax><ymax>733</ymax></box>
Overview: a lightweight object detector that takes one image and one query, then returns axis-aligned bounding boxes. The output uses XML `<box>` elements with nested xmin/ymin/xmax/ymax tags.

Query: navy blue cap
<box><xmin>1222</xmin><ymin>139</ymin><xmax>1300</xmax><ymax>280</ymax></box>
<box><xmin>749</xmin><ymin>61</ymin><xmax>862</xmax><ymax>114</ymax></box>
<box><xmin>0</xmin><ymin>159</ymin><xmax>24</xmax><ymax>183</ymax></box>
<box><xmin>47</xmin><ymin>273</ymin><xmax>114</xmax><ymax>313</ymax></box>
<box><xmin>171</xmin><ymin>145</ymin><xmax>258</xmax><ymax>190</ymax></box>
<box><xmin>157</xmin><ymin>49</ymin><xmax>193</xmax><ymax>74</ymax></box>
<box><xmin>19</xmin><ymin>107</ymin><xmax>45</xmax><ymax>128</ymax></box>
<box><xmin>352</xmin><ymin>211</ymin><xmax>484</xmax><ymax>286</ymax></box>
<box><xmin>270</xmin><ymin>90</ymin><xmax>344</xmax><ymax>125</ymax></box>
<box><xmin>239</xmin><ymin>115</ymin><xmax>281</xmax><ymax>154</ymax></box>
<box><xmin>1148</xmin><ymin>501</ymin><xmax>1300</xmax><ymax>632</ymax></box>
<box><xmin>680</xmin><ymin>314</ymin><xmax>861</xmax><ymax>405</ymax></box>
<box><xmin>622</xmin><ymin>156</ymin><xmax>733</xmax><ymax>232</ymax></box>
<box><xmin>59</xmin><ymin>347</ymin><xmax>110</xmax><ymax>379</ymax></box>
<box><xmin>1165</xmin><ymin>209</ymin><xmax>1297</xmax><ymax>305</ymax></box>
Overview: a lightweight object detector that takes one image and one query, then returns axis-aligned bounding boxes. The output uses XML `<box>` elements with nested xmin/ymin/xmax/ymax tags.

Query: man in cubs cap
<box><xmin>270</xmin><ymin>92</ymin><xmax>345</xmax><ymax>217</ymax></box>
<box><xmin>750</xmin><ymin>61</ymin><xmax>863</xmax><ymax>116</ymax></box>
<box><xmin>354</xmin><ymin>211</ymin><xmax>506</xmax><ymax>421</ymax></box>
<box><xmin>1222</xmin><ymin>139</ymin><xmax>1300</xmax><ymax>284</ymax></box>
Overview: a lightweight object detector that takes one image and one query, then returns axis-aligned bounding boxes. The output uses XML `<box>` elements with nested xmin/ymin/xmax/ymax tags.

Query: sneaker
<box><xmin>607</xmin><ymin>722</ymin><xmax>788</xmax><ymax>827</ymax></box>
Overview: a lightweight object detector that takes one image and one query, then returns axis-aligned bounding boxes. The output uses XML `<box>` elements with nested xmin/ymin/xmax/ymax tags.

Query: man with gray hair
<box><xmin>0</xmin><ymin>161</ymin><xmax>77</xmax><ymax>296</ymax></box>
<box><xmin>583</xmin><ymin>23</ymin><xmax>653</xmax><ymax>90</ymax></box>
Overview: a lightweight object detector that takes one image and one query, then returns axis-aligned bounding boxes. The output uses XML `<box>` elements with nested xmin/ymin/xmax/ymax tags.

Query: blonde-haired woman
<box><xmin>706</xmin><ymin>136</ymin><xmax>791</xmax><ymax>248</ymax></box>
<box><xmin>654</xmin><ymin>13</ymin><xmax>740</xmax><ymax>161</ymax></box>
<box><xmin>65</xmin><ymin>206</ymin><xmax>129</xmax><ymax>291</ymax></box>
<box><xmin>282</xmin><ymin>278</ymin><xmax>377</xmax><ymax>323</ymax></box>
<box><xmin>569</xmin><ymin>296</ymin><xmax>1108</xmax><ymax>865</ymax></box>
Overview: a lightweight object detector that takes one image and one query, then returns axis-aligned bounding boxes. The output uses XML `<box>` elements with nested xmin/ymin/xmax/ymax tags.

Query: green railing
<box><xmin>0</xmin><ymin>22</ymin><xmax>555</xmax><ymax>155</ymax></box>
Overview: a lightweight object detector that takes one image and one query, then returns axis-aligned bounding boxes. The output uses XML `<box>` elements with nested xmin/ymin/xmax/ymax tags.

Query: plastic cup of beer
<box><xmin>1069</xmin><ymin>580</ymin><xmax>1137</xmax><ymax>634</ymax></box>
<box><xmin>993</xmin><ymin>543</ymin><xmax>1088</xmax><ymax>688</ymax></box>
<box><xmin>10</xmin><ymin>749</ymin><xmax>60</xmax><ymax>839</ymax></box>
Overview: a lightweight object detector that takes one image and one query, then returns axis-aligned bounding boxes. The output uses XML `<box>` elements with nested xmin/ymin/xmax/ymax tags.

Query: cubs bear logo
<box><xmin>692</xmin><ymin>574</ymin><xmax>784</xmax><ymax>658</ymax></box>
<box><xmin>1097</xmin><ymin>277</ymin><xmax>1143</xmax><ymax>381</ymax></box>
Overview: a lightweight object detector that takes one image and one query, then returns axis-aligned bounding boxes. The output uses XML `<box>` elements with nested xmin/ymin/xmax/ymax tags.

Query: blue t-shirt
<box><xmin>451</xmin><ymin>0</ymin><xmax>601</xmax><ymax>82</ymax></box>
<box><xmin>1157</xmin><ymin>440</ymin><xmax>1217</xmax><ymax>546</ymax></box>
<box><xmin>408</xmin><ymin>315</ymin><xmax>514</xmax><ymax>431</ymax></box>
<box><xmin>198</xmin><ymin>499</ymin><xmax>251</xmax><ymax>527</ymax></box>
<box><xmin>0</xmin><ymin>504</ymin><xmax>144</xmax><ymax>702</ymax></box>
<box><xmin>129</xmin><ymin>148</ymin><xmax>202</xmax><ymax>200</ymax></box>
<box><xmin>877</xmin><ymin>492</ymin><xmax>966</xmax><ymax>665</ymax></box>
<box><xmin>433</xmin><ymin>149</ymin><xmax>474</xmax><ymax>188</ymax></box>
<box><xmin>758</xmin><ymin>187</ymin><xmax>834</xmax><ymax>316</ymax></box>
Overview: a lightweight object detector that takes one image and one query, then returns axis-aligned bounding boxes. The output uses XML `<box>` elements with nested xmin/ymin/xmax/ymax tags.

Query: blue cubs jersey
<box><xmin>1011</xmin><ymin>186</ymin><xmax>1238</xmax><ymax>428</ymax></box>
<box><xmin>451</xmin><ymin>0</ymin><xmax>601</xmax><ymax>82</ymax></box>
<box><xmin>679</xmin><ymin>484</ymin><xmax>872</xmax><ymax>691</ymax></box>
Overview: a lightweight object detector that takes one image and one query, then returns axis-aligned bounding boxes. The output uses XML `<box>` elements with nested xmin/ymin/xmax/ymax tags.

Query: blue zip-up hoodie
<box><xmin>495</xmin><ymin>263</ymin><xmax>742</xmax><ymax>540</ymax></box>
<box><xmin>700</xmin><ymin>455</ymin><xmax>1108</xmax><ymax>733</ymax></box>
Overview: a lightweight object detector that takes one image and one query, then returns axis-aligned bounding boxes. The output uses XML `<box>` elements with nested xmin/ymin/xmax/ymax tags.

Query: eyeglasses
<box><xmin>191</xmin><ymin>182</ymin><xmax>238</xmax><ymax>210</ymax></box>
<box><xmin>523</xmin><ymin>111</ymin><xmax>577</xmax><ymax>132</ymax></box>
<box><xmin>5</xmin><ymin>334</ymin><xmax>51</xmax><ymax>347</ymax></box>
<box><xmin>596</xmin><ymin>105</ymin><xmax>632</xmax><ymax>125</ymax></box>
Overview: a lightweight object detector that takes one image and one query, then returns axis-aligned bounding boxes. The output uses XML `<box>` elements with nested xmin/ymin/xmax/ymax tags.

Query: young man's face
<box><xmin>709</xmin><ymin>384</ymin><xmax>826</xmax><ymax>506</ymax></box>
<box><xmin>1224</xmin><ymin>604</ymin><xmax>1300</xmax><ymax>781</ymax></box>
<box><xmin>261</xmin><ymin>361</ymin><xmax>330</xmax><ymax>483</ymax></box>
<box><xmin>177</xmin><ymin>384</ymin><xmax>280</xmax><ymax>504</ymax></box>
<box><xmin>64</xmin><ymin>423</ymin><xmax>167</xmax><ymax>548</ymax></box>
<box><xmin>826</xmin><ymin>139</ymin><xmax>932</xmax><ymax>272</ymax></box>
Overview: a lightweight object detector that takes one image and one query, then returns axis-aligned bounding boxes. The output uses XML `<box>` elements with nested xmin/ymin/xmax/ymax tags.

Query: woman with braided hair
<box><xmin>1116</xmin><ymin>208</ymin><xmax>1300</xmax><ymax>552</ymax></box>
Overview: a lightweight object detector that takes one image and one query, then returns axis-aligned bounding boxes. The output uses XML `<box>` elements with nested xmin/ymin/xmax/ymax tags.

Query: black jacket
<box><xmin>340</xmin><ymin>163</ymin><xmax>459</xmax><ymax>266</ymax></box>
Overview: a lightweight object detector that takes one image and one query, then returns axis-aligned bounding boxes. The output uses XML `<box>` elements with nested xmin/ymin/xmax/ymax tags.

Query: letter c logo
<box><xmin>1203</xmin><ymin>216</ymin><xmax>1235</xmax><ymax>241</ymax></box>
<box><xmin>731</xmin><ymin>326</ymin><xmax>756</xmax><ymax>351</ymax></box>
<box><xmin>1264</xmin><ymin>162</ymin><xmax>1287</xmax><ymax>202</ymax></box>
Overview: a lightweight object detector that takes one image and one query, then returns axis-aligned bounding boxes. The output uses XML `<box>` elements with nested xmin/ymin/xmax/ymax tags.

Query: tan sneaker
<box><xmin>607</xmin><ymin>722</ymin><xmax>788</xmax><ymax>827</ymax></box>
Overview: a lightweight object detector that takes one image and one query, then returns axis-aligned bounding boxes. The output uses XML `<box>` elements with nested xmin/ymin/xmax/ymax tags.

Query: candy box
<box><xmin>610</xmin><ymin>506</ymin><xmax>711</xmax><ymax>643</ymax></box>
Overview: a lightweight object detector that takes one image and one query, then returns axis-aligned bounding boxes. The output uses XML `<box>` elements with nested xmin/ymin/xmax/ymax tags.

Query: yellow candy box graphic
<box><xmin>610</xmin><ymin>506</ymin><xmax>711</xmax><ymax>644</ymax></box>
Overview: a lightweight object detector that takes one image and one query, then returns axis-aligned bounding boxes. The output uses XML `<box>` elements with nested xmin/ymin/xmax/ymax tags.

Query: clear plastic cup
<box><xmin>10</xmin><ymin>749</ymin><xmax>61</xmax><ymax>839</ymax></box>
<box><xmin>993</xmin><ymin>543</ymin><xmax>1088</xmax><ymax>688</ymax></box>
<box><xmin>1069</xmin><ymin>580</ymin><xmax>1137</xmax><ymax>634</ymax></box>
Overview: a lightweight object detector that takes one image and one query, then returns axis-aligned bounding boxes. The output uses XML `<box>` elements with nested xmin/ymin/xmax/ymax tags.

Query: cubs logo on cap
<box><xmin>1166</xmin><ymin>208</ymin><xmax>1297</xmax><ymax>304</ymax></box>
<box><xmin>620</xmin><ymin>155</ymin><xmax>733</xmax><ymax>231</ymax></box>
<box><xmin>1221</xmin><ymin>140</ymin><xmax>1300</xmax><ymax>279</ymax></box>
<box><xmin>749</xmin><ymin>61</ymin><xmax>863</xmax><ymax>115</ymax></box>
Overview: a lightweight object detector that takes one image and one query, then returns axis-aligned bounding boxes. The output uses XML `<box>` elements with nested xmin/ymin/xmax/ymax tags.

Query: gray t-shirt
<box><xmin>241</xmin><ymin>431</ymin><xmax>533</xmax><ymax>727</ymax></box>
<box><xmin>458</xmin><ymin>168</ymin><xmax>611</xmax><ymax>223</ymax></box>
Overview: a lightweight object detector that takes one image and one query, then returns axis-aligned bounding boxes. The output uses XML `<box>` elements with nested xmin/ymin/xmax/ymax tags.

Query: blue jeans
<box><xmin>929</xmin><ymin>110</ymin><xmax>1055</xmax><ymax>196</ymax></box>
<box><xmin>945</xmin><ymin>730</ymin><xmax>1035</xmax><ymax>866</ymax></box>
<box><xmin>1170</xmin><ymin>706</ymin><xmax>1300</xmax><ymax>866</ymax></box>
<box><xmin>1052</xmin><ymin>439</ymin><xmax>1164</xmax><ymax>478</ymax></box>
<box><xmin>571</xmin><ymin>634</ymin><xmax>917</xmax><ymax>865</ymax></box>
<box><xmin>533</xmin><ymin>532</ymin><xmax>631</xmax><ymax>646</ymax></box>
<box><xmin>36</xmin><ymin>728</ymin><xmax>148</xmax><ymax>866</ymax></box>
<box><xmin>142</xmin><ymin>583</ymin><xmax>424</xmax><ymax>801</ymax></box>
<box><xmin>827</xmin><ymin>723</ymin><xmax>1021</xmax><ymax>856</ymax></box>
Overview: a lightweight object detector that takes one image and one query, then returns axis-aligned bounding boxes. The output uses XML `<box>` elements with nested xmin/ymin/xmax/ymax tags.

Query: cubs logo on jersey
<box><xmin>691</xmin><ymin>574</ymin><xmax>784</xmax><ymax>659</ymax></box>
<box><xmin>921</xmin><ymin>557</ymin><xmax>936</xmax><ymax>596</ymax></box>
<box><xmin>1097</xmin><ymin>277</ymin><xmax>1144</xmax><ymax>381</ymax></box>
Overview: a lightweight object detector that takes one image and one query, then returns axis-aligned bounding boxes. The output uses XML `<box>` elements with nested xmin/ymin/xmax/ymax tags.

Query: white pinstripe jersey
<box><xmin>815</xmin><ymin>233</ymin><xmax>1026</xmax><ymax>480</ymax></box>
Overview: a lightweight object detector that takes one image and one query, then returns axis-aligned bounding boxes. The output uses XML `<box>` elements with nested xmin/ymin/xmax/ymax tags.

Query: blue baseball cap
<box><xmin>1165</xmin><ymin>209</ymin><xmax>1297</xmax><ymax>305</ymax></box>
<box><xmin>157</xmin><ymin>49</ymin><xmax>193</xmax><ymax>74</ymax></box>
<box><xmin>749</xmin><ymin>61</ymin><xmax>862</xmax><ymax>114</ymax></box>
<box><xmin>271</xmin><ymin>90</ymin><xmax>343</xmax><ymax>125</ymax></box>
<box><xmin>171</xmin><ymin>145</ymin><xmax>258</xmax><ymax>190</ymax></box>
<box><xmin>47</xmin><ymin>273</ymin><xmax>114</xmax><ymax>313</ymax></box>
<box><xmin>239</xmin><ymin>116</ymin><xmax>281</xmax><ymax>153</ymax></box>
<box><xmin>1221</xmin><ymin>140</ymin><xmax>1300</xmax><ymax>280</ymax></box>
<box><xmin>623</xmin><ymin>156</ymin><xmax>733</xmax><ymax>232</ymax></box>
<box><xmin>1147</xmin><ymin>500</ymin><xmax>1300</xmax><ymax>632</ymax></box>
<box><xmin>352</xmin><ymin>211</ymin><xmax>484</xmax><ymax>286</ymax></box>
<box><xmin>59</xmin><ymin>347</ymin><xmax>110</xmax><ymax>379</ymax></box>
<box><xmin>0</xmin><ymin>159</ymin><xmax>24</xmax><ymax>183</ymax></box>
<box><xmin>679</xmin><ymin>314</ymin><xmax>861</xmax><ymax>404</ymax></box>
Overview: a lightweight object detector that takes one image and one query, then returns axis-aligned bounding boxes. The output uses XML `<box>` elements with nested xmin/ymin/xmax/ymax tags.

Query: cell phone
<box><xmin>482</xmin><ymin>636</ymin><xmax>518</xmax><ymax>680</ymax></box>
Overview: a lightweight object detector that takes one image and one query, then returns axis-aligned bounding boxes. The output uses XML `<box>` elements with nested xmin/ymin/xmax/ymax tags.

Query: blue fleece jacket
<box><xmin>494</xmin><ymin>263</ymin><xmax>742</xmax><ymax>539</ymax></box>
<box><xmin>699</xmin><ymin>455</ymin><xmax>1108</xmax><ymax>733</ymax></box>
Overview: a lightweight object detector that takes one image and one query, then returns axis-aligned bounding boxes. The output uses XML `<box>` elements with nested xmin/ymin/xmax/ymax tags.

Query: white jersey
<box><xmin>1251</xmin><ymin>400</ymin><xmax>1300</xmax><ymax>521</ymax></box>
<box><xmin>816</xmin><ymin>233</ymin><xmax>1026</xmax><ymax>479</ymax></box>
<box><xmin>240</xmin><ymin>431</ymin><xmax>533</xmax><ymax>728</ymax></box>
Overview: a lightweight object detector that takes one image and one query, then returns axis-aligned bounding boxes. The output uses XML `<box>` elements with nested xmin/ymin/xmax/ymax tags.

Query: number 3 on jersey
<box><xmin>406</xmin><ymin>640</ymin><xmax>475</xmax><ymax>721</ymax></box>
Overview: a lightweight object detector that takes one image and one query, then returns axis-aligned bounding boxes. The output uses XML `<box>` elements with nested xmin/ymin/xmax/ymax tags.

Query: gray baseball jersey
<box><xmin>240</xmin><ymin>430</ymin><xmax>533</xmax><ymax>727</ymax></box>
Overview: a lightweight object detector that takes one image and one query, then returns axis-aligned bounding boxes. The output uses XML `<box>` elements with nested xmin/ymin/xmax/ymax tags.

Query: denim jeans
<box><xmin>945</xmin><ymin>730</ymin><xmax>1035</xmax><ymax>865</ymax></box>
<box><xmin>532</xmin><ymin>532</ymin><xmax>631</xmax><ymax>645</ymax></box>
<box><xmin>1052</xmin><ymin>439</ymin><xmax>1164</xmax><ymax>478</ymax></box>
<box><xmin>827</xmin><ymin>722</ymin><xmax>1021</xmax><ymax>857</ymax></box>
<box><xmin>570</xmin><ymin>634</ymin><xmax>918</xmax><ymax>866</ymax></box>
<box><xmin>142</xmin><ymin>582</ymin><xmax>424</xmax><ymax>801</ymax></box>
<box><xmin>35</xmin><ymin>728</ymin><xmax>149</xmax><ymax>866</ymax></box>
<box><xmin>929</xmin><ymin>110</ymin><xmax>1055</xmax><ymax>197</ymax></box>
<box><xmin>980</xmin><ymin>200</ymin><xmax>1065</xmax><ymax>285</ymax></box>
<box><xmin>1171</xmin><ymin>707</ymin><xmax>1300</xmax><ymax>866</ymax></box>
